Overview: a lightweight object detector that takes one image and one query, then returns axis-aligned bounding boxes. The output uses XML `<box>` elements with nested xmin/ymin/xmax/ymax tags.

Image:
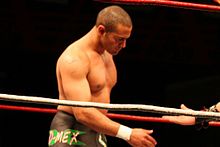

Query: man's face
<box><xmin>104</xmin><ymin>24</ymin><xmax>132</xmax><ymax>55</ymax></box>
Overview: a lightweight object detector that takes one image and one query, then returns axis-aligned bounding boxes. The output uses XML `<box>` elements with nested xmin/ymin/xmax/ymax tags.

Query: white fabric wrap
<box><xmin>116</xmin><ymin>125</ymin><xmax>132</xmax><ymax>141</ymax></box>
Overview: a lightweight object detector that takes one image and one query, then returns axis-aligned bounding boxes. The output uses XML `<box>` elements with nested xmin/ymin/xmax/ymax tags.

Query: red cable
<box><xmin>95</xmin><ymin>0</ymin><xmax>220</xmax><ymax>12</ymax></box>
<box><xmin>0</xmin><ymin>104</ymin><xmax>220</xmax><ymax>126</ymax></box>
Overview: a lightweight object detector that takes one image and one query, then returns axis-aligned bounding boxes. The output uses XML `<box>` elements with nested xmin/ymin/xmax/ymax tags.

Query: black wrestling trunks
<box><xmin>48</xmin><ymin>110</ymin><xmax>107</xmax><ymax>147</ymax></box>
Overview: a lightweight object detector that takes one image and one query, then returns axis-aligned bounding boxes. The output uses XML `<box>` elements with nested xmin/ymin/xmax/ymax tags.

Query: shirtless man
<box><xmin>48</xmin><ymin>5</ymin><xmax>157</xmax><ymax>147</ymax></box>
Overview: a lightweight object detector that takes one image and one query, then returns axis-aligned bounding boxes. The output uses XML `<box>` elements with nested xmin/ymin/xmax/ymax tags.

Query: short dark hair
<box><xmin>96</xmin><ymin>5</ymin><xmax>132</xmax><ymax>32</ymax></box>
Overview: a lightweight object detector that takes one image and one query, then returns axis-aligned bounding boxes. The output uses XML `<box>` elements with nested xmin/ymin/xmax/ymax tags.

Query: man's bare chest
<box><xmin>88</xmin><ymin>61</ymin><xmax>117</xmax><ymax>93</ymax></box>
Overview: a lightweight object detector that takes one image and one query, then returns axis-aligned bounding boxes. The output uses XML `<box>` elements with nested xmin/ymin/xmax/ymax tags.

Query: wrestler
<box><xmin>48</xmin><ymin>5</ymin><xmax>157</xmax><ymax>147</ymax></box>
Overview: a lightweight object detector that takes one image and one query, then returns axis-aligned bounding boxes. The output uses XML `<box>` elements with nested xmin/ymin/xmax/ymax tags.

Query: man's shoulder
<box><xmin>57</xmin><ymin>47</ymin><xmax>89</xmax><ymax>70</ymax></box>
<box><xmin>63</xmin><ymin>41</ymin><xmax>89</xmax><ymax>58</ymax></box>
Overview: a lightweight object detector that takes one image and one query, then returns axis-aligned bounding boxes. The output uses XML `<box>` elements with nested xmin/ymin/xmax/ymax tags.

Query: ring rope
<box><xmin>1</xmin><ymin>104</ymin><xmax>220</xmax><ymax>127</ymax></box>
<box><xmin>1</xmin><ymin>93</ymin><xmax>220</xmax><ymax>120</ymax></box>
<box><xmin>94</xmin><ymin>0</ymin><xmax>220</xmax><ymax>12</ymax></box>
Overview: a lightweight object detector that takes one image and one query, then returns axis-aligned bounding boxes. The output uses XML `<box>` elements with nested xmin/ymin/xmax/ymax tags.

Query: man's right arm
<box><xmin>59</xmin><ymin>56</ymin><xmax>157</xmax><ymax>146</ymax></box>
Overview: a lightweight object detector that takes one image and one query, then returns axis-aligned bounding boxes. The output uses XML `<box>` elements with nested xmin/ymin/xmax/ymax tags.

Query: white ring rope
<box><xmin>0</xmin><ymin>93</ymin><xmax>220</xmax><ymax>120</ymax></box>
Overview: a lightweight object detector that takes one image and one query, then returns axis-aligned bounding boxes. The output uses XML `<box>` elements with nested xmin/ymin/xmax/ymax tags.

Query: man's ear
<box><xmin>97</xmin><ymin>25</ymin><xmax>105</xmax><ymax>35</ymax></box>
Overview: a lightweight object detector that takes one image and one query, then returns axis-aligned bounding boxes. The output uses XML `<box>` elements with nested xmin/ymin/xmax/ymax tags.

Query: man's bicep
<box><xmin>60</xmin><ymin>61</ymin><xmax>91</xmax><ymax>102</ymax></box>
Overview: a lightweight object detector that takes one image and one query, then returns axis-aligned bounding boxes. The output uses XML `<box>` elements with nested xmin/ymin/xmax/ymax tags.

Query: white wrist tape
<box><xmin>116</xmin><ymin>125</ymin><xmax>132</xmax><ymax>141</ymax></box>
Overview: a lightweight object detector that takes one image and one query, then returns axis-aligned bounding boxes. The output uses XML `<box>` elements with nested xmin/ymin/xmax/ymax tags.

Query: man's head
<box><xmin>96</xmin><ymin>5</ymin><xmax>132</xmax><ymax>32</ymax></box>
<box><xmin>95</xmin><ymin>5</ymin><xmax>133</xmax><ymax>55</ymax></box>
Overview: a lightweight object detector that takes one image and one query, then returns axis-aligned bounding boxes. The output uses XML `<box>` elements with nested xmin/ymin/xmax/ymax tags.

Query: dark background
<box><xmin>1</xmin><ymin>0</ymin><xmax>220</xmax><ymax>146</ymax></box>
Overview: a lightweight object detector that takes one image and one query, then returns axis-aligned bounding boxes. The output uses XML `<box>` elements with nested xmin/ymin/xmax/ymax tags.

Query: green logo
<box><xmin>48</xmin><ymin>129</ymin><xmax>86</xmax><ymax>146</ymax></box>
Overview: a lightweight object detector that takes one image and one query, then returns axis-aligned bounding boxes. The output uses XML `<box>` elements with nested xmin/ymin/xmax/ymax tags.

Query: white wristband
<box><xmin>116</xmin><ymin>125</ymin><xmax>132</xmax><ymax>141</ymax></box>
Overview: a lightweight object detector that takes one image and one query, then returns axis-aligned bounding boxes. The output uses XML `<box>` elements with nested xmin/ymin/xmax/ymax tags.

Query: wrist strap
<box><xmin>116</xmin><ymin>125</ymin><xmax>132</xmax><ymax>141</ymax></box>
<box><xmin>195</xmin><ymin>117</ymin><xmax>209</xmax><ymax>130</ymax></box>
<box><xmin>195</xmin><ymin>104</ymin><xmax>219</xmax><ymax>130</ymax></box>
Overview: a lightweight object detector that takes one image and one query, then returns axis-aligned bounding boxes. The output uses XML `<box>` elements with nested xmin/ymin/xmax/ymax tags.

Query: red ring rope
<box><xmin>95</xmin><ymin>0</ymin><xmax>220</xmax><ymax>12</ymax></box>
<box><xmin>1</xmin><ymin>104</ymin><xmax>220</xmax><ymax>127</ymax></box>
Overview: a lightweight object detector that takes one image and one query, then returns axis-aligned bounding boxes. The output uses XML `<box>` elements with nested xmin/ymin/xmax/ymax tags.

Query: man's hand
<box><xmin>128</xmin><ymin>128</ymin><xmax>157</xmax><ymax>147</ymax></box>
<box><xmin>162</xmin><ymin>104</ymin><xmax>196</xmax><ymax>125</ymax></box>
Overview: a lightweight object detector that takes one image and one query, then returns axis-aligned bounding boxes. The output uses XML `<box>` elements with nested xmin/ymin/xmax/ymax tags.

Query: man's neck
<box><xmin>86</xmin><ymin>26</ymin><xmax>105</xmax><ymax>54</ymax></box>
